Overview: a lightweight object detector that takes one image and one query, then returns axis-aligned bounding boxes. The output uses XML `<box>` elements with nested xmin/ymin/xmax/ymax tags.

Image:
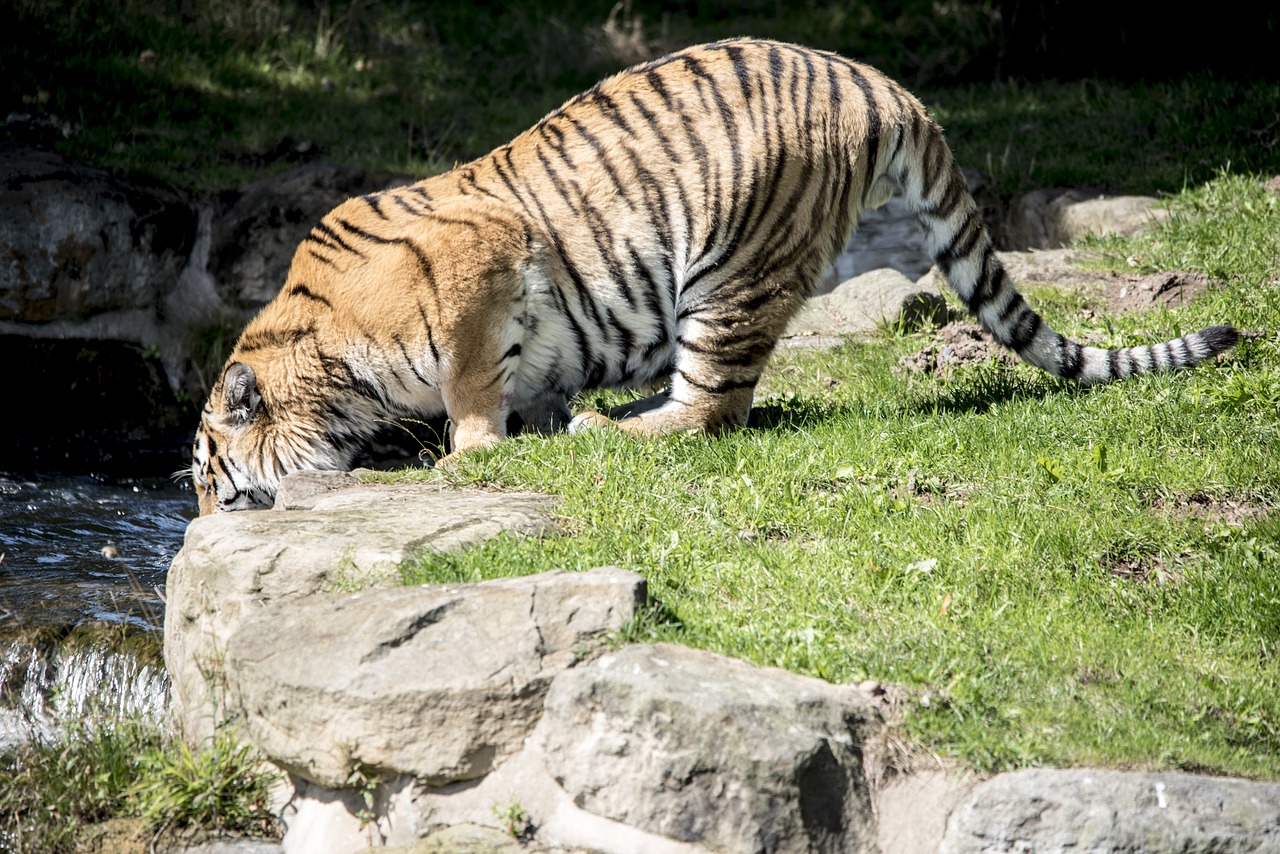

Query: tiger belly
<box><xmin>509</xmin><ymin>252</ymin><xmax>678</xmax><ymax>421</ymax></box>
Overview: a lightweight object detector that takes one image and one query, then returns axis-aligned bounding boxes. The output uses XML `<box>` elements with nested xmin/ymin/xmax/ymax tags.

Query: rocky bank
<box><xmin>164</xmin><ymin>470</ymin><xmax>1280</xmax><ymax>854</ymax></box>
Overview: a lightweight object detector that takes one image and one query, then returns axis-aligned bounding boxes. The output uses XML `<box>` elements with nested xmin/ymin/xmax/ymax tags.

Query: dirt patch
<box><xmin>897</xmin><ymin>322</ymin><xmax>1016</xmax><ymax>377</ymax></box>
<box><xmin>858</xmin><ymin>679</ymin><xmax>951</xmax><ymax>788</ymax></box>
<box><xmin>1095</xmin><ymin>270</ymin><xmax>1219</xmax><ymax>314</ymax></box>
<box><xmin>1099</xmin><ymin>548</ymin><xmax>1177</xmax><ymax>584</ymax></box>
<box><xmin>1148</xmin><ymin>491</ymin><xmax>1273</xmax><ymax>528</ymax></box>
<box><xmin>891</xmin><ymin>472</ymin><xmax>972</xmax><ymax>508</ymax></box>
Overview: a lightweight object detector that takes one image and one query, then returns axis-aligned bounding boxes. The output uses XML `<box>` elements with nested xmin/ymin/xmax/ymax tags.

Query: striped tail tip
<box><xmin>1070</xmin><ymin>324</ymin><xmax>1241</xmax><ymax>385</ymax></box>
<box><xmin>1195</xmin><ymin>324</ymin><xmax>1241</xmax><ymax>355</ymax></box>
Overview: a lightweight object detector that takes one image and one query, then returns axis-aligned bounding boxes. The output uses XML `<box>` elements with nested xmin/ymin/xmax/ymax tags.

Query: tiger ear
<box><xmin>221</xmin><ymin>362</ymin><xmax>263</xmax><ymax>426</ymax></box>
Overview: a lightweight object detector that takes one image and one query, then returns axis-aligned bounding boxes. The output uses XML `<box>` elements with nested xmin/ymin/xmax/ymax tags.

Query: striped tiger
<box><xmin>190</xmin><ymin>37</ymin><xmax>1238</xmax><ymax>515</ymax></box>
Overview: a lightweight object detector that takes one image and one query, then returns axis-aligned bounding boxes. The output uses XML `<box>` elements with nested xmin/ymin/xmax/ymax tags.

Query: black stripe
<box><xmin>426</xmin><ymin>324</ymin><xmax>440</xmax><ymax>364</ymax></box>
<box><xmin>937</xmin><ymin>217</ymin><xmax>984</xmax><ymax>280</ymax></box>
<box><xmin>237</xmin><ymin>324</ymin><xmax>316</xmax><ymax>352</ymax></box>
<box><xmin>676</xmin><ymin>368</ymin><xmax>757</xmax><ymax>395</ymax></box>
<box><xmin>968</xmin><ymin>252</ymin><xmax>1003</xmax><ymax>312</ymax></box>
<box><xmin>392</xmin><ymin>194</ymin><xmax>427</xmax><ymax>216</ymax></box>
<box><xmin>918</xmin><ymin>168</ymin><xmax>967</xmax><ymax>220</ymax></box>
<box><xmin>1059</xmin><ymin>336</ymin><xmax>1085</xmax><ymax>379</ymax></box>
<box><xmin>605</xmin><ymin>306</ymin><xmax>635</xmax><ymax>363</ymax></box>
<box><xmin>306</xmin><ymin>222</ymin><xmax>363</xmax><ymax>256</ymax></box>
<box><xmin>723</xmin><ymin>44</ymin><xmax>756</xmax><ymax>123</ymax></box>
<box><xmin>288</xmin><ymin>283</ymin><xmax>332</xmax><ymax>307</ymax></box>
<box><xmin>627</xmin><ymin>92</ymin><xmax>681</xmax><ymax>163</ymax></box>
<box><xmin>887</xmin><ymin>88</ymin><xmax>909</xmax><ymax>163</ymax></box>
<box><xmin>362</xmin><ymin>194</ymin><xmax>389</xmax><ymax>220</ymax></box>
<box><xmin>392</xmin><ymin>334</ymin><xmax>433</xmax><ymax>387</ymax></box>
<box><xmin>565</xmin><ymin>114</ymin><xmax>636</xmax><ymax>210</ymax></box>
<box><xmin>649</xmin><ymin>65</ymin><xmax>714</xmax><ymax>254</ymax></box>
<box><xmin>921</xmin><ymin>122</ymin><xmax>947</xmax><ymax>189</ymax></box>
<box><xmin>538</xmin><ymin>121</ymin><xmax>574</xmax><ymax>166</ymax></box>
<box><xmin>1008</xmin><ymin>306</ymin><xmax>1042</xmax><ymax>352</ymax></box>
<box><xmin>336</xmin><ymin>217</ymin><xmax>394</xmax><ymax>245</ymax></box>
<box><xmin>532</xmin><ymin>145</ymin><xmax>581</xmax><ymax>215</ymax></box>
<box><xmin>625</xmin><ymin>240</ymin><xmax>668</xmax><ymax>317</ymax></box>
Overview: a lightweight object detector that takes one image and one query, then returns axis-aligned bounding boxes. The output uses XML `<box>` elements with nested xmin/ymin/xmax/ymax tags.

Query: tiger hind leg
<box><xmin>570</xmin><ymin>379</ymin><xmax>755</xmax><ymax>437</ymax></box>
<box><xmin>570</xmin><ymin>270</ymin><xmax>809</xmax><ymax>437</ymax></box>
<box><xmin>570</xmin><ymin>331</ymin><xmax>772</xmax><ymax>437</ymax></box>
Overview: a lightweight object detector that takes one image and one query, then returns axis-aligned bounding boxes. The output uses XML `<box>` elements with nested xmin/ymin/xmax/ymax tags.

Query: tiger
<box><xmin>190</xmin><ymin>37</ymin><xmax>1239</xmax><ymax>515</ymax></box>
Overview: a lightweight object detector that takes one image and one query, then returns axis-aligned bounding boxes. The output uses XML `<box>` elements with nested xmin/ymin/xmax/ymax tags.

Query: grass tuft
<box><xmin>0</xmin><ymin>716</ymin><xmax>280</xmax><ymax>853</ymax></box>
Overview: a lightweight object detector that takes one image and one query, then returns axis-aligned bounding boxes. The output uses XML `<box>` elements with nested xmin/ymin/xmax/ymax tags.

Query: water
<box><xmin>0</xmin><ymin>474</ymin><xmax>194</xmax><ymax>632</ymax></box>
<box><xmin>0</xmin><ymin>473</ymin><xmax>195</xmax><ymax>745</ymax></box>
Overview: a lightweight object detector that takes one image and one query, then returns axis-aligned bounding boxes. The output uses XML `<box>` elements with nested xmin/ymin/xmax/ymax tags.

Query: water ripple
<box><xmin>0</xmin><ymin>474</ymin><xmax>196</xmax><ymax>632</ymax></box>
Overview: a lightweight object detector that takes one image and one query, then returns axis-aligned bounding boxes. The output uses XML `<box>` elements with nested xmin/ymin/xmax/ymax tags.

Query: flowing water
<box><xmin>0</xmin><ymin>472</ymin><xmax>194</xmax><ymax>746</ymax></box>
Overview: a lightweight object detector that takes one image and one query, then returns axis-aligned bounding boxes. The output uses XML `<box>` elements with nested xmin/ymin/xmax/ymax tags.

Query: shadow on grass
<box><xmin>901</xmin><ymin>369</ymin><xmax>1073</xmax><ymax>418</ymax></box>
<box><xmin>750</xmin><ymin>366</ymin><xmax>1071</xmax><ymax>434</ymax></box>
<box><xmin>748</xmin><ymin>396</ymin><xmax>851</xmax><ymax>432</ymax></box>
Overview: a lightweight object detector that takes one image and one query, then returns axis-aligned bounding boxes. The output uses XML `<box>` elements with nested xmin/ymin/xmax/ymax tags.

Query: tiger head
<box><xmin>191</xmin><ymin>359</ymin><xmax>354</xmax><ymax>515</ymax></box>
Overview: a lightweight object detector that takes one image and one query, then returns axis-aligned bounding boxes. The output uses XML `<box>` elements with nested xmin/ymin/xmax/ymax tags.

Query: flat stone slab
<box><xmin>164</xmin><ymin>471</ymin><xmax>558</xmax><ymax>742</ymax></box>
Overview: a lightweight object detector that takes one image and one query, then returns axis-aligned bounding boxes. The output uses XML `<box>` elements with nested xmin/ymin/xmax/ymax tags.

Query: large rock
<box><xmin>1004</xmin><ymin>188</ymin><xmax>1168</xmax><ymax>250</ymax></box>
<box><xmin>536</xmin><ymin>643</ymin><xmax>880</xmax><ymax>854</ymax></box>
<box><xmin>941</xmin><ymin>768</ymin><xmax>1280</xmax><ymax>854</ymax></box>
<box><xmin>163</xmin><ymin>471</ymin><xmax>557</xmax><ymax>741</ymax></box>
<box><xmin>325</xmin><ymin>642</ymin><xmax>883</xmax><ymax>854</ymax></box>
<box><xmin>0</xmin><ymin>143</ymin><xmax>197</xmax><ymax>325</ymax></box>
<box><xmin>784</xmin><ymin>268</ymin><xmax>948</xmax><ymax>347</ymax></box>
<box><xmin>226</xmin><ymin>567</ymin><xmax>648</xmax><ymax>788</ymax></box>
<box><xmin>0</xmin><ymin>144</ymin><xmax>215</xmax><ymax>467</ymax></box>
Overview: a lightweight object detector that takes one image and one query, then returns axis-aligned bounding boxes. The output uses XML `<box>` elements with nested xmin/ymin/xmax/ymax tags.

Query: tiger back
<box><xmin>190</xmin><ymin>37</ymin><xmax>1238</xmax><ymax>514</ymax></box>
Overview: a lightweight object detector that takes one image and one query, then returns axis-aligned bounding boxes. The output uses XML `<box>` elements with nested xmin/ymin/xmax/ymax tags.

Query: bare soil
<box><xmin>1148</xmin><ymin>491</ymin><xmax>1274</xmax><ymax>528</ymax></box>
<box><xmin>1093</xmin><ymin>270</ymin><xmax>1217</xmax><ymax>314</ymax></box>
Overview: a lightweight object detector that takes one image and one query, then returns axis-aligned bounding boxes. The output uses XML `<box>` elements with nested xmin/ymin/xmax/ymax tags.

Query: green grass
<box><xmin>371</xmin><ymin>172</ymin><xmax>1280</xmax><ymax>779</ymax></box>
<box><xmin>1082</xmin><ymin>171</ymin><xmax>1280</xmax><ymax>286</ymax></box>
<box><xmin>6</xmin><ymin>1</ymin><xmax>1278</xmax><ymax>196</ymax></box>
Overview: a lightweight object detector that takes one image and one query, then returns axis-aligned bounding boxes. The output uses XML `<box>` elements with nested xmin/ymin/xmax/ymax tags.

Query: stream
<box><xmin>0</xmin><ymin>472</ymin><xmax>194</xmax><ymax>746</ymax></box>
